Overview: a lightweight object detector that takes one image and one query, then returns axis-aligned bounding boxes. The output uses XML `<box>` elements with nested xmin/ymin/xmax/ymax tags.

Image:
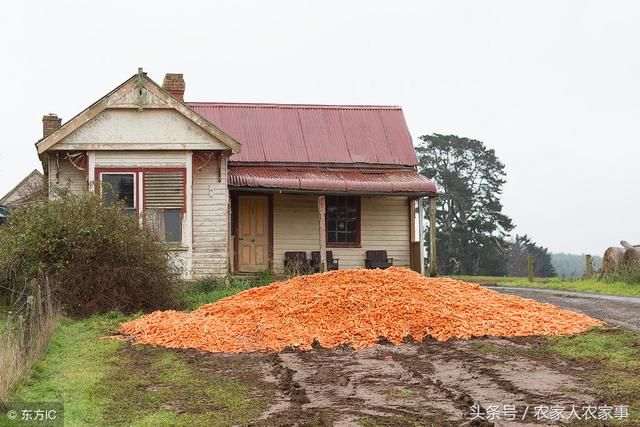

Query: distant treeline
<box><xmin>551</xmin><ymin>253</ymin><xmax>602</xmax><ymax>278</ymax></box>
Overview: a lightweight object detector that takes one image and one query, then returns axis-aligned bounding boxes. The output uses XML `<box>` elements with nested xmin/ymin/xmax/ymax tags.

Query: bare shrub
<box><xmin>284</xmin><ymin>260</ymin><xmax>313</xmax><ymax>279</ymax></box>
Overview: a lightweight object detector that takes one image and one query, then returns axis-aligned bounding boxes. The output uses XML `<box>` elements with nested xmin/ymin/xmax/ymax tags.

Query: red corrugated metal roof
<box><xmin>187</xmin><ymin>102</ymin><xmax>419</xmax><ymax>166</ymax></box>
<box><xmin>228</xmin><ymin>166</ymin><xmax>436</xmax><ymax>195</ymax></box>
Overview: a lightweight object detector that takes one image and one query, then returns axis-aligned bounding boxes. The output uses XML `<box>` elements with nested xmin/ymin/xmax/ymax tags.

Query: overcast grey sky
<box><xmin>1</xmin><ymin>1</ymin><xmax>638</xmax><ymax>255</ymax></box>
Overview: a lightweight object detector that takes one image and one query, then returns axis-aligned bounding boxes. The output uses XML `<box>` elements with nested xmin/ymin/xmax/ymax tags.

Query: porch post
<box><xmin>87</xmin><ymin>151</ymin><xmax>95</xmax><ymax>192</ymax></box>
<box><xmin>428</xmin><ymin>196</ymin><xmax>438</xmax><ymax>277</ymax></box>
<box><xmin>418</xmin><ymin>197</ymin><xmax>425</xmax><ymax>275</ymax></box>
<box><xmin>318</xmin><ymin>195</ymin><xmax>327</xmax><ymax>272</ymax></box>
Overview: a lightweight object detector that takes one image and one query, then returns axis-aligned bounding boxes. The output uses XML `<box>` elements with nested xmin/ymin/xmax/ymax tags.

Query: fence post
<box><xmin>428</xmin><ymin>196</ymin><xmax>438</xmax><ymax>277</ymax></box>
<box><xmin>527</xmin><ymin>255</ymin><xmax>533</xmax><ymax>282</ymax></box>
<box><xmin>44</xmin><ymin>275</ymin><xmax>53</xmax><ymax>314</ymax></box>
<box><xmin>24</xmin><ymin>296</ymin><xmax>35</xmax><ymax>353</ymax></box>
<box><xmin>585</xmin><ymin>254</ymin><xmax>593</xmax><ymax>279</ymax></box>
<box><xmin>318</xmin><ymin>196</ymin><xmax>327</xmax><ymax>272</ymax></box>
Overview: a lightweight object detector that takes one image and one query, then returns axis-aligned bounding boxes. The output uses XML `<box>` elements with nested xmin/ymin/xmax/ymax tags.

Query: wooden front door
<box><xmin>238</xmin><ymin>196</ymin><xmax>269</xmax><ymax>272</ymax></box>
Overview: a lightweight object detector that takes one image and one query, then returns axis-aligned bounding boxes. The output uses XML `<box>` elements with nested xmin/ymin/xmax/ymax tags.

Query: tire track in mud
<box><xmin>261</xmin><ymin>346</ymin><xmax>466</xmax><ymax>425</ymax></box>
<box><xmin>256</xmin><ymin>340</ymin><xmax>598</xmax><ymax>426</ymax></box>
<box><xmin>176</xmin><ymin>339</ymin><xmax>600</xmax><ymax>426</ymax></box>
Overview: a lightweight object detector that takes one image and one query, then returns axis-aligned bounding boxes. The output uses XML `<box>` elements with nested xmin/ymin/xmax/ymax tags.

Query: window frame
<box><xmin>162</xmin><ymin>208</ymin><xmax>183</xmax><ymax>244</ymax></box>
<box><xmin>141</xmin><ymin>169</ymin><xmax>187</xmax><ymax>215</ymax></box>
<box><xmin>99</xmin><ymin>171</ymin><xmax>137</xmax><ymax>213</ymax></box>
<box><xmin>95</xmin><ymin>167</ymin><xmax>187</xmax><ymax>246</ymax></box>
<box><xmin>325</xmin><ymin>195</ymin><xmax>361</xmax><ymax>248</ymax></box>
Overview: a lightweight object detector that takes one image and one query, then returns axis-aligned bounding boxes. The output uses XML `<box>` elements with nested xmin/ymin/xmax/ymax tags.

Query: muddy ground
<box><xmin>177</xmin><ymin>337</ymin><xmax>603</xmax><ymax>426</ymax></box>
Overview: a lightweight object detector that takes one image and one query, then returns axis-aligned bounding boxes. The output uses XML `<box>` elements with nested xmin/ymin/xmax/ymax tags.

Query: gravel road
<box><xmin>491</xmin><ymin>286</ymin><xmax>640</xmax><ymax>332</ymax></box>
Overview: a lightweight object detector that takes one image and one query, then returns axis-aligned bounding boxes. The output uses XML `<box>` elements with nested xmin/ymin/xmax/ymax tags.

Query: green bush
<box><xmin>256</xmin><ymin>268</ymin><xmax>274</xmax><ymax>285</ymax></box>
<box><xmin>0</xmin><ymin>190</ymin><xmax>180</xmax><ymax>317</ymax></box>
<box><xmin>179</xmin><ymin>273</ymin><xmax>275</xmax><ymax>311</ymax></box>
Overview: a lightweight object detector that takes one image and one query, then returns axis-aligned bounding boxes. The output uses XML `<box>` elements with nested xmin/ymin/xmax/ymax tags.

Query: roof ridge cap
<box><xmin>186</xmin><ymin>101</ymin><xmax>402</xmax><ymax>110</ymax></box>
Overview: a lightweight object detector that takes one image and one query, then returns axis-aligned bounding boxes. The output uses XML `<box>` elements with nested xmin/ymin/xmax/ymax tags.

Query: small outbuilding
<box><xmin>0</xmin><ymin>169</ymin><xmax>45</xmax><ymax>208</ymax></box>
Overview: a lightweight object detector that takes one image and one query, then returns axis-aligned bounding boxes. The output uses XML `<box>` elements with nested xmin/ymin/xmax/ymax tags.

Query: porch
<box><xmin>229</xmin><ymin>191</ymin><xmax>435</xmax><ymax>276</ymax></box>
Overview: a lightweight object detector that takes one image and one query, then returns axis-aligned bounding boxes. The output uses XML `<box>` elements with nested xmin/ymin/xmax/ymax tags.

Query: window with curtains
<box><xmin>144</xmin><ymin>172</ymin><xmax>184</xmax><ymax>243</ymax></box>
<box><xmin>326</xmin><ymin>196</ymin><xmax>360</xmax><ymax>246</ymax></box>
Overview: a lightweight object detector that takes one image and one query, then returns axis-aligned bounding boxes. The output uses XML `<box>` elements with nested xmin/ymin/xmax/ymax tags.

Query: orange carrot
<box><xmin>116</xmin><ymin>267</ymin><xmax>603</xmax><ymax>353</ymax></box>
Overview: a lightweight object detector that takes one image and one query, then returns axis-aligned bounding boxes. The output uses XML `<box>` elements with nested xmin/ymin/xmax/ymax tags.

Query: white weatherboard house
<box><xmin>36</xmin><ymin>70</ymin><xmax>437</xmax><ymax>278</ymax></box>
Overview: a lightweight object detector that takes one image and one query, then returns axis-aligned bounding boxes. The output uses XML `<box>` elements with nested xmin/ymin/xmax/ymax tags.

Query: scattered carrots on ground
<box><xmin>117</xmin><ymin>267</ymin><xmax>604</xmax><ymax>353</ymax></box>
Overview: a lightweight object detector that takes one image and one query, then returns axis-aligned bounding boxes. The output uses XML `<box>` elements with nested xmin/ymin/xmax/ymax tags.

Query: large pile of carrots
<box><xmin>117</xmin><ymin>267</ymin><xmax>603</xmax><ymax>353</ymax></box>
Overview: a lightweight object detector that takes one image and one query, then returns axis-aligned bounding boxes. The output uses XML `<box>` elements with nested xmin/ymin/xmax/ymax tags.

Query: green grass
<box><xmin>179</xmin><ymin>274</ymin><xmax>272</xmax><ymax>310</ymax></box>
<box><xmin>98</xmin><ymin>345</ymin><xmax>259</xmax><ymax>426</ymax></box>
<box><xmin>8</xmin><ymin>314</ymin><xmax>127</xmax><ymax>425</ymax></box>
<box><xmin>180</xmin><ymin>286</ymin><xmax>251</xmax><ymax>311</ymax></box>
<box><xmin>387</xmin><ymin>388</ymin><xmax>415</xmax><ymax>399</ymax></box>
<box><xmin>548</xmin><ymin>328</ymin><xmax>640</xmax><ymax>423</ymax></box>
<box><xmin>452</xmin><ymin>275</ymin><xmax>640</xmax><ymax>297</ymax></box>
<box><xmin>548</xmin><ymin>328</ymin><xmax>640</xmax><ymax>370</ymax></box>
<box><xmin>6</xmin><ymin>282</ymin><xmax>270</xmax><ymax>426</ymax></box>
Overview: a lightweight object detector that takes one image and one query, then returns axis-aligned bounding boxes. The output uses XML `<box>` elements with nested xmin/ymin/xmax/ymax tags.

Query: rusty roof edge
<box><xmin>226</xmin><ymin>186</ymin><xmax>438</xmax><ymax>197</ymax></box>
<box><xmin>228</xmin><ymin>166</ymin><xmax>438</xmax><ymax>196</ymax></box>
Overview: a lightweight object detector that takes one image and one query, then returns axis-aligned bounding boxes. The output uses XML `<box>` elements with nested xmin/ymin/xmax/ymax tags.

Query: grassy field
<box><xmin>5</xmin><ymin>282</ymin><xmax>263</xmax><ymax>426</ymax></box>
<box><xmin>452</xmin><ymin>275</ymin><xmax>640</xmax><ymax>297</ymax></box>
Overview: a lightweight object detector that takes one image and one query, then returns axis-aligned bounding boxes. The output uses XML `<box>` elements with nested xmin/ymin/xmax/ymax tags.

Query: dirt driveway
<box><xmin>491</xmin><ymin>287</ymin><xmax>640</xmax><ymax>332</ymax></box>
<box><xmin>179</xmin><ymin>336</ymin><xmax>605</xmax><ymax>426</ymax></box>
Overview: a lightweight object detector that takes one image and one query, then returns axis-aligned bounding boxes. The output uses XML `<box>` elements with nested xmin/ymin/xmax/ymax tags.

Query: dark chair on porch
<box><xmin>310</xmin><ymin>251</ymin><xmax>339</xmax><ymax>272</ymax></box>
<box><xmin>284</xmin><ymin>251</ymin><xmax>310</xmax><ymax>274</ymax></box>
<box><xmin>365</xmin><ymin>250</ymin><xmax>393</xmax><ymax>269</ymax></box>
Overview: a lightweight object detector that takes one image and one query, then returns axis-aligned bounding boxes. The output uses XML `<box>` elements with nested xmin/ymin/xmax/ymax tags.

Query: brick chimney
<box><xmin>42</xmin><ymin>114</ymin><xmax>61</xmax><ymax>138</ymax></box>
<box><xmin>162</xmin><ymin>73</ymin><xmax>185</xmax><ymax>101</ymax></box>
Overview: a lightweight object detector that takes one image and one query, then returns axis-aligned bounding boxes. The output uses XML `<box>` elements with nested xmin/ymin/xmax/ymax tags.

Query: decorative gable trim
<box><xmin>107</xmin><ymin>84</ymin><xmax>169</xmax><ymax>109</ymax></box>
<box><xmin>36</xmin><ymin>69</ymin><xmax>241</xmax><ymax>155</ymax></box>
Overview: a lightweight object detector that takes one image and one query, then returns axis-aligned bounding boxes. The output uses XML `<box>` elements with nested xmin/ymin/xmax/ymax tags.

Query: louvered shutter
<box><xmin>144</xmin><ymin>172</ymin><xmax>184</xmax><ymax>209</ymax></box>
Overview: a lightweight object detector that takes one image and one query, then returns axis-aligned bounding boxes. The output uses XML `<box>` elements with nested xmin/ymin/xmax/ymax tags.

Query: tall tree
<box><xmin>416</xmin><ymin>134</ymin><xmax>514</xmax><ymax>275</ymax></box>
<box><xmin>505</xmin><ymin>235</ymin><xmax>556</xmax><ymax>277</ymax></box>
